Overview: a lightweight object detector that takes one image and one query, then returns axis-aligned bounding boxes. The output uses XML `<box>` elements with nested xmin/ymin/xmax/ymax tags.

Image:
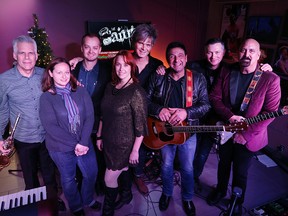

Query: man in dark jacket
<box><xmin>207</xmin><ymin>38</ymin><xmax>281</xmax><ymax>215</ymax></box>
<box><xmin>146</xmin><ymin>41</ymin><xmax>210</xmax><ymax>216</ymax></box>
<box><xmin>72</xmin><ymin>33</ymin><xmax>111</xmax><ymax>131</ymax></box>
<box><xmin>72</xmin><ymin>33</ymin><xmax>111</xmax><ymax>196</ymax></box>
<box><xmin>188</xmin><ymin>38</ymin><xmax>226</xmax><ymax>193</ymax></box>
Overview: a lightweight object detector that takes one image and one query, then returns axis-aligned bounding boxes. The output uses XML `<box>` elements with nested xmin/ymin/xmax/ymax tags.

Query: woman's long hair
<box><xmin>42</xmin><ymin>57</ymin><xmax>78</xmax><ymax>94</ymax></box>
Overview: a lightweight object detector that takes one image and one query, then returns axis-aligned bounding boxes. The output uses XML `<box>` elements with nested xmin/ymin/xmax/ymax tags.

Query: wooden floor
<box><xmin>1</xmin><ymin>144</ymin><xmax>288</xmax><ymax>216</ymax></box>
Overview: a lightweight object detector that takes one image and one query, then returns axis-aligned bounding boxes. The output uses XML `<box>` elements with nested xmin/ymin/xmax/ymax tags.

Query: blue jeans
<box><xmin>161</xmin><ymin>134</ymin><xmax>196</xmax><ymax>201</ymax></box>
<box><xmin>49</xmin><ymin>144</ymin><xmax>98</xmax><ymax>212</ymax></box>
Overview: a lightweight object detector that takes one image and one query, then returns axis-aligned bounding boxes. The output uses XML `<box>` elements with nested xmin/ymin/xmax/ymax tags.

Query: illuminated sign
<box><xmin>86</xmin><ymin>21</ymin><xmax>149</xmax><ymax>55</ymax></box>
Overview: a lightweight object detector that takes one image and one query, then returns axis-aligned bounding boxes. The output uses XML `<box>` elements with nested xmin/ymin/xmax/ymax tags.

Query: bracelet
<box><xmin>96</xmin><ymin>136</ymin><xmax>102</xmax><ymax>140</ymax></box>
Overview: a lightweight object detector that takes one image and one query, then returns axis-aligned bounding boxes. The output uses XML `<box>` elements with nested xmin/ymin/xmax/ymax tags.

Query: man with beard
<box><xmin>157</xmin><ymin>38</ymin><xmax>273</xmax><ymax>194</ymax></box>
<box><xmin>72</xmin><ymin>33</ymin><xmax>111</xmax><ymax>197</ymax></box>
<box><xmin>207</xmin><ymin>38</ymin><xmax>281</xmax><ymax>216</ymax></box>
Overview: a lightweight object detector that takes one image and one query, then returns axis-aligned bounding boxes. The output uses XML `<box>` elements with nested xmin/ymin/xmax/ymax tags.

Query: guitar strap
<box><xmin>240</xmin><ymin>70</ymin><xmax>263</xmax><ymax>112</ymax></box>
<box><xmin>186</xmin><ymin>69</ymin><xmax>193</xmax><ymax>107</ymax></box>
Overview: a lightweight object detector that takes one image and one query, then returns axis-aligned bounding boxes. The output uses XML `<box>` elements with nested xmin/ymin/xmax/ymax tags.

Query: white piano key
<box><xmin>0</xmin><ymin>196</ymin><xmax>5</xmax><ymax>211</ymax></box>
<box><xmin>0</xmin><ymin>186</ymin><xmax>47</xmax><ymax>211</ymax></box>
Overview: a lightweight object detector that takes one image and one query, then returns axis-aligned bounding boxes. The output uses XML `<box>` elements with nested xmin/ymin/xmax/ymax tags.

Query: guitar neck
<box><xmin>172</xmin><ymin>125</ymin><xmax>225</xmax><ymax>133</ymax></box>
<box><xmin>245</xmin><ymin>109</ymin><xmax>284</xmax><ymax>125</ymax></box>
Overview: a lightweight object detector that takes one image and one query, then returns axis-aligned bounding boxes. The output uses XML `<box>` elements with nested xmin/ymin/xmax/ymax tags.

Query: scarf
<box><xmin>56</xmin><ymin>84</ymin><xmax>80</xmax><ymax>134</ymax></box>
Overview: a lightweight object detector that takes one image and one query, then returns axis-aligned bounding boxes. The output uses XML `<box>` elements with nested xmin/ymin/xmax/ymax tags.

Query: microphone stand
<box><xmin>227</xmin><ymin>187</ymin><xmax>242</xmax><ymax>216</ymax></box>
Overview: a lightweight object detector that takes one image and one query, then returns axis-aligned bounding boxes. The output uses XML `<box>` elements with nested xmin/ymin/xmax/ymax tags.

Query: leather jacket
<box><xmin>146</xmin><ymin>69</ymin><xmax>211</xmax><ymax>125</ymax></box>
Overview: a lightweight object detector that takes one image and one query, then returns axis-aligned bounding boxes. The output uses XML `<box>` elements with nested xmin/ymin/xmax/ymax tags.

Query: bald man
<box><xmin>207</xmin><ymin>38</ymin><xmax>281</xmax><ymax>215</ymax></box>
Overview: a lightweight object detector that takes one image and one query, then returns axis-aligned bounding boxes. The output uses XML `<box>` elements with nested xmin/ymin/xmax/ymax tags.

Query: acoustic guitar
<box><xmin>143</xmin><ymin>116</ymin><xmax>247</xmax><ymax>150</ymax></box>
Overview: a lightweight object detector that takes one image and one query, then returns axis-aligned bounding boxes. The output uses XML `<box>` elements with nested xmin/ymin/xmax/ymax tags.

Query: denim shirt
<box><xmin>0</xmin><ymin>66</ymin><xmax>45</xmax><ymax>143</ymax></box>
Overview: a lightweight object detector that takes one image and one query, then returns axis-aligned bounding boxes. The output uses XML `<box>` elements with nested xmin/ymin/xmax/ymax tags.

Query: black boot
<box><xmin>114</xmin><ymin>171</ymin><xmax>133</xmax><ymax>210</ymax></box>
<box><xmin>102</xmin><ymin>187</ymin><xmax>118</xmax><ymax>216</ymax></box>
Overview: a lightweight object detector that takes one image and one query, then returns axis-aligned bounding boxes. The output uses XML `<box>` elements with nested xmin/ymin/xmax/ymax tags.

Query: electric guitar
<box><xmin>143</xmin><ymin>116</ymin><xmax>247</xmax><ymax>150</ymax></box>
<box><xmin>218</xmin><ymin>106</ymin><xmax>288</xmax><ymax>145</ymax></box>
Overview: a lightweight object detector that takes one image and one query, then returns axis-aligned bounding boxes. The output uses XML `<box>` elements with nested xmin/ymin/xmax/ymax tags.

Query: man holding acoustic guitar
<box><xmin>146</xmin><ymin>41</ymin><xmax>210</xmax><ymax>216</ymax></box>
<box><xmin>207</xmin><ymin>38</ymin><xmax>281</xmax><ymax>216</ymax></box>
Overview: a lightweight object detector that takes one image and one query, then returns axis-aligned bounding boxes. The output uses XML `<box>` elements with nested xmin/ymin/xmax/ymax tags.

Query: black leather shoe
<box><xmin>114</xmin><ymin>190</ymin><xmax>133</xmax><ymax>210</ymax></box>
<box><xmin>159</xmin><ymin>193</ymin><xmax>171</xmax><ymax>211</ymax></box>
<box><xmin>90</xmin><ymin>200</ymin><xmax>101</xmax><ymax>211</ymax></box>
<box><xmin>207</xmin><ymin>190</ymin><xmax>226</xmax><ymax>206</ymax></box>
<box><xmin>182</xmin><ymin>200</ymin><xmax>196</xmax><ymax>216</ymax></box>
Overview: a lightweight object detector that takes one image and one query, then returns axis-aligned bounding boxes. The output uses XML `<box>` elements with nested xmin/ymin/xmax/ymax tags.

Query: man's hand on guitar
<box><xmin>168</xmin><ymin>108</ymin><xmax>187</xmax><ymax>126</ymax></box>
<box><xmin>233</xmin><ymin>133</ymin><xmax>247</xmax><ymax>145</ymax></box>
<box><xmin>282</xmin><ymin>106</ymin><xmax>288</xmax><ymax>115</ymax></box>
<box><xmin>159</xmin><ymin>108</ymin><xmax>172</xmax><ymax>122</ymax></box>
<box><xmin>229</xmin><ymin>115</ymin><xmax>245</xmax><ymax>124</ymax></box>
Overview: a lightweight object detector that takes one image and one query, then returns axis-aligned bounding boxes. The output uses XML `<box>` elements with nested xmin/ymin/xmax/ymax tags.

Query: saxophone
<box><xmin>0</xmin><ymin>114</ymin><xmax>21</xmax><ymax>169</ymax></box>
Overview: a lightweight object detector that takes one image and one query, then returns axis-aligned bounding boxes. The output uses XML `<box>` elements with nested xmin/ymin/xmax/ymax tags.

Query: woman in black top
<box><xmin>96</xmin><ymin>50</ymin><xmax>148</xmax><ymax>216</ymax></box>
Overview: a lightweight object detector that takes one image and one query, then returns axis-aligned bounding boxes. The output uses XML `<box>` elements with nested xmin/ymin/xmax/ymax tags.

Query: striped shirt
<box><xmin>0</xmin><ymin>66</ymin><xmax>45</xmax><ymax>143</ymax></box>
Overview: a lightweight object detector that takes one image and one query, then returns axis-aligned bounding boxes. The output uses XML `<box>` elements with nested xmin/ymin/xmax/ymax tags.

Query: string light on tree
<box><xmin>28</xmin><ymin>14</ymin><xmax>53</xmax><ymax>68</ymax></box>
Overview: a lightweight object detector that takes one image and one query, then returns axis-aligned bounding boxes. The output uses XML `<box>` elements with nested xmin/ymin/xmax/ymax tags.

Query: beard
<box><xmin>239</xmin><ymin>57</ymin><xmax>251</xmax><ymax>67</ymax></box>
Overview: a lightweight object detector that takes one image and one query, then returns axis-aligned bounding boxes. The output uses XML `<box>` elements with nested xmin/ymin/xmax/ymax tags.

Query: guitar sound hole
<box><xmin>165</xmin><ymin>123</ymin><xmax>173</xmax><ymax>135</ymax></box>
<box><xmin>159</xmin><ymin>132</ymin><xmax>174</xmax><ymax>142</ymax></box>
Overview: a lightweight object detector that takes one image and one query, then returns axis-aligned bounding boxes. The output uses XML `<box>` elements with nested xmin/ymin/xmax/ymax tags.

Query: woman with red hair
<box><xmin>96</xmin><ymin>50</ymin><xmax>148</xmax><ymax>216</ymax></box>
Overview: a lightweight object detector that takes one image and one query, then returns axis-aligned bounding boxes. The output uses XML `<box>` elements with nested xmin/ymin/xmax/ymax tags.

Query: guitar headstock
<box><xmin>224</xmin><ymin>122</ymin><xmax>248</xmax><ymax>132</ymax></box>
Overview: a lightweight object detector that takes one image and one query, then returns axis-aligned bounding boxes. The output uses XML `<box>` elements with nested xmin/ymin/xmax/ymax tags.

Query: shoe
<box><xmin>182</xmin><ymin>200</ymin><xmax>196</xmax><ymax>216</ymax></box>
<box><xmin>73</xmin><ymin>209</ymin><xmax>85</xmax><ymax>216</ymax></box>
<box><xmin>134</xmin><ymin>176</ymin><xmax>148</xmax><ymax>195</ymax></box>
<box><xmin>114</xmin><ymin>189</ymin><xmax>133</xmax><ymax>210</ymax></box>
<box><xmin>194</xmin><ymin>178</ymin><xmax>202</xmax><ymax>194</ymax></box>
<box><xmin>57</xmin><ymin>198</ymin><xmax>66</xmax><ymax>211</ymax></box>
<box><xmin>90</xmin><ymin>200</ymin><xmax>102</xmax><ymax>211</ymax></box>
<box><xmin>102</xmin><ymin>187</ymin><xmax>118</xmax><ymax>216</ymax></box>
<box><xmin>159</xmin><ymin>193</ymin><xmax>171</xmax><ymax>211</ymax></box>
<box><xmin>207</xmin><ymin>189</ymin><xmax>226</xmax><ymax>206</ymax></box>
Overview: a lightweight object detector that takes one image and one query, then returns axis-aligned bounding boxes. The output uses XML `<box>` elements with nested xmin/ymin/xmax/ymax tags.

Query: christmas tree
<box><xmin>28</xmin><ymin>14</ymin><xmax>53</xmax><ymax>68</ymax></box>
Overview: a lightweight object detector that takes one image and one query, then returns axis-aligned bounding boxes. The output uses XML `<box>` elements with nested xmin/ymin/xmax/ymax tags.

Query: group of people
<box><xmin>0</xmin><ymin>22</ymin><xmax>281</xmax><ymax>216</ymax></box>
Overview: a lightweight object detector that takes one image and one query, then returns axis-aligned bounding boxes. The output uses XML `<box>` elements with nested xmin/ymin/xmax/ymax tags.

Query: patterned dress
<box><xmin>101</xmin><ymin>82</ymin><xmax>148</xmax><ymax>170</ymax></box>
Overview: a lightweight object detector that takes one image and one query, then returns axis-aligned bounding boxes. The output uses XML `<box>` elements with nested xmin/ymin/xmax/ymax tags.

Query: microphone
<box><xmin>233</xmin><ymin>186</ymin><xmax>242</xmax><ymax>198</ymax></box>
<box><xmin>227</xmin><ymin>187</ymin><xmax>242</xmax><ymax>216</ymax></box>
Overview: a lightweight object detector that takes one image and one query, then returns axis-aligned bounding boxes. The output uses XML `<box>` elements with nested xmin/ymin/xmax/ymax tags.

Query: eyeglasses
<box><xmin>137</xmin><ymin>41</ymin><xmax>153</xmax><ymax>48</ymax></box>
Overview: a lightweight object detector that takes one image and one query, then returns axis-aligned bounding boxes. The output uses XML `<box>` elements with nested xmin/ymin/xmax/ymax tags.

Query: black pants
<box><xmin>14</xmin><ymin>139</ymin><xmax>57</xmax><ymax>190</ymax></box>
<box><xmin>216</xmin><ymin>139</ymin><xmax>254</xmax><ymax>203</ymax></box>
<box><xmin>193</xmin><ymin>133</ymin><xmax>215</xmax><ymax>179</ymax></box>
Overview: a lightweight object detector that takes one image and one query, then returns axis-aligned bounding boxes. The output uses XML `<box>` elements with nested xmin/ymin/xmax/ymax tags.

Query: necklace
<box><xmin>112</xmin><ymin>77</ymin><xmax>132</xmax><ymax>95</ymax></box>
